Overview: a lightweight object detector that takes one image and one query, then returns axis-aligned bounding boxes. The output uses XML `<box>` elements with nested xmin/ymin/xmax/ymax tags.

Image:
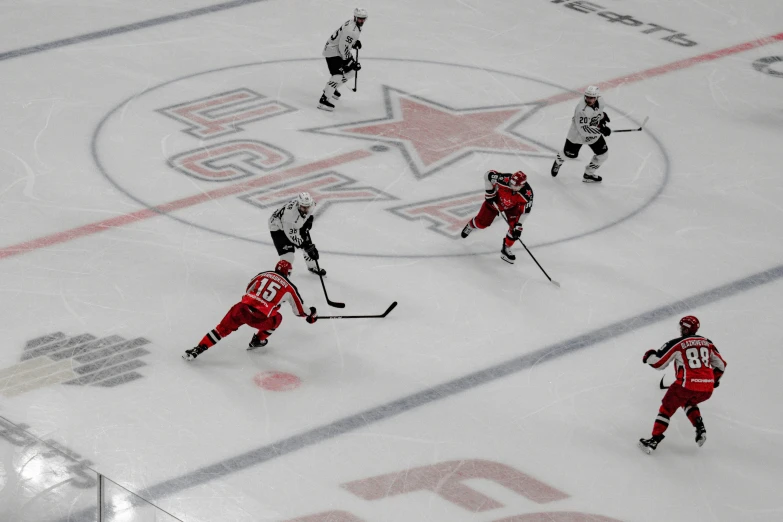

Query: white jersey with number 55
<box><xmin>566</xmin><ymin>99</ymin><xmax>605</xmax><ymax>145</ymax></box>
<box><xmin>322</xmin><ymin>19</ymin><xmax>362</xmax><ymax>61</ymax></box>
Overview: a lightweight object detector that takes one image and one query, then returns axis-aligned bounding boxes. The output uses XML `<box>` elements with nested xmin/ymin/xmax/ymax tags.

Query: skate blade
<box><xmin>500</xmin><ymin>255</ymin><xmax>515</xmax><ymax>264</ymax></box>
<box><xmin>182</xmin><ymin>354</ymin><xmax>195</xmax><ymax>361</ymax></box>
<box><xmin>317</xmin><ymin>104</ymin><xmax>335</xmax><ymax>112</ymax></box>
<box><xmin>696</xmin><ymin>435</ymin><xmax>707</xmax><ymax>447</ymax></box>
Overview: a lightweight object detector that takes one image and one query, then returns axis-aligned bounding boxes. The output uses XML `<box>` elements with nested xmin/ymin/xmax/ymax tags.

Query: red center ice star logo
<box><xmin>306</xmin><ymin>86</ymin><xmax>552</xmax><ymax>179</ymax></box>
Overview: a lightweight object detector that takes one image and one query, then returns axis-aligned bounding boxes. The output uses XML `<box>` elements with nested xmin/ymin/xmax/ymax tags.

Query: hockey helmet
<box><xmin>296</xmin><ymin>192</ymin><xmax>315</xmax><ymax>215</ymax></box>
<box><xmin>509</xmin><ymin>171</ymin><xmax>527</xmax><ymax>190</ymax></box>
<box><xmin>354</xmin><ymin>7</ymin><xmax>368</xmax><ymax>26</ymax></box>
<box><xmin>584</xmin><ymin>85</ymin><xmax>600</xmax><ymax>105</ymax></box>
<box><xmin>679</xmin><ymin>315</ymin><xmax>700</xmax><ymax>336</ymax></box>
<box><xmin>275</xmin><ymin>260</ymin><xmax>293</xmax><ymax>277</ymax></box>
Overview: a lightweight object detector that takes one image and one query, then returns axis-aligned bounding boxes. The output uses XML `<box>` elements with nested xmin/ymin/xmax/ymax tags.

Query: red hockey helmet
<box><xmin>509</xmin><ymin>171</ymin><xmax>527</xmax><ymax>190</ymax></box>
<box><xmin>679</xmin><ymin>315</ymin><xmax>700</xmax><ymax>336</ymax></box>
<box><xmin>275</xmin><ymin>260</ymin><xmax>292</xmax><ymax>277</ymax></box>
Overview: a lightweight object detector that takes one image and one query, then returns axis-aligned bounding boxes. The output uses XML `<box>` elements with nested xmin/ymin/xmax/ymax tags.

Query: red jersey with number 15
<box><xmin>241</xmin><ymin>271</ymin><xmax>307</xmax><ymax>317</ymax></box>
<box><xmin>645</xmin><ymin>335</ymin><xmax>727</xmax><ymax>392</ymax></box>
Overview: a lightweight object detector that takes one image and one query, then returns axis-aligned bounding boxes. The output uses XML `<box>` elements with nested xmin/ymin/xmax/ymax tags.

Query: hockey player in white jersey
<box><xmin>550</xmin><ymin>85</ymin><xmax>612</xmax><ymax>183</ymax></box>
<box><xmin>319</xmin><ymin>8</ymin><xmax>367</xmax><ymax>112</ymax></box>
<box><xmin>268</xmin><ymin>192</ymin><xmax>326</xmax><ymax>276</ymax></box>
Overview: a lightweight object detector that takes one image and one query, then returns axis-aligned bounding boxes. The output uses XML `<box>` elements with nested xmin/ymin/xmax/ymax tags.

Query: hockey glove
<box><xmin>340</xmin><ymin>58</ymin><xmax>360</xmax><ymax>74</ymax></box>
<box><xmin>599</xmin><ymin>126</ymin><xmax>611</xmax><ymax>136</ymax></box>
<box><xmin>304</xmin><ymin>243</ymin><xmax>319</xmax><ymax>261</ymax></box>
<box><xmin>306</xmin><ymin>306</ymin><xmax>318</xmax><ymax>324</ymax></box>
<box><xmin>642</xmin><ymin>349</ymin><xmax>656</xmax><ymax>363</ymax></box>
<box><xmin>713</xmin><ymin>369</ymin><xmax>723</xmax><ymax>387</ymax></box>
<box><xmin>510</xmin><ymin>226</ymin><xmax>523</xmax><ymax>240</ymax></box>
<box><xmin>353</xmin><ymin>40</ymin><xmax>362</xmax><ymax>50</ymax></box>
<box><xmin>302</xmin><ymin>215</ymin><xmax>314</xmax><ymax>234</ymax></box>
<box><xmin>601</xmin><ymin>113</ymin><xmax>610</xmax><ymax>124</ymax></box>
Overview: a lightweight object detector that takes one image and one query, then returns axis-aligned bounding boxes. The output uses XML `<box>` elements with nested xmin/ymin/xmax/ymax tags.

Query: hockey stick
<box><xmin>319</xmin><ymin>301</ymin><xmax>397</xmax><ymax>320</ymax></box>
<box><xmin>314</xmin><ymin>258</ymin><xmax>345</xmax><ymax>308</ymax></box>
<box><xmin>613</xmin><ymin>116</ymin><xmax>649</xmax><ymax>133</ymax></box>
<box><xmin>517</xmin><ymin>239</ymin><xmax>560</xmax><ymax>288</ymax></box>
<box><xmin>352</xmin><ymin>49</ymin><xmax>359</xmax><ymax>92</ymax></box>
<box><xmin>499</xmin><ymin>212</ymin><xmax>560</xmax><ymax>287</ymax></box>
<box><xmin>659</xmin><ymin>376</ymin><xmax>669</xmax><ymax>389</ymax></box>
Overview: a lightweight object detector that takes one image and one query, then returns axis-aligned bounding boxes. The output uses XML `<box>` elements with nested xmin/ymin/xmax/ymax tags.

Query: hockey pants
<box><xmin>199</xmin><ymin>302</ymin><xmax>283</xmax><ymax>348</ymax></box>
<box><xmin>652</xmin><ymin>384</ymin><xmax>713</xmax><ymax>436</ymax></box>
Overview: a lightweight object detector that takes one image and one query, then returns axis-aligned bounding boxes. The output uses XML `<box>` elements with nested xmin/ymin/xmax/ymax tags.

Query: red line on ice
<box><xmin>0</xmin><ymin>149</ymin><xmax>372</xmax><ymax>259</ymax></box>
<box><xmin>3</xmin><ymin>31</ymin><xmax>782</xmax><ymax>260</ymax></box>
<box><xmin>540</xmin><ymin>31</ymin><xmax>783</xmax><ymax>106</ymax></box>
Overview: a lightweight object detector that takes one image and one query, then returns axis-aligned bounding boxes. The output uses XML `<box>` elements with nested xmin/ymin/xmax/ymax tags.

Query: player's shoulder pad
<box><xmin>657</xmin><ymin>336</ymin><xmax>684</xmax><ymax>355</ymax></box>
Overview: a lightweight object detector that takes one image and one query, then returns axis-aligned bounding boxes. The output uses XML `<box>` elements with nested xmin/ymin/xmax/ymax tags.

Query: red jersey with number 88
<box><xmin>645</xmin><ymin>335</ymin><xmax>727</xmax><ymax>392</ymax></box>
<box><xmin>241</xmin><ymin>271</ymin><xmax>308</xmax><ymax>317</ymax></box>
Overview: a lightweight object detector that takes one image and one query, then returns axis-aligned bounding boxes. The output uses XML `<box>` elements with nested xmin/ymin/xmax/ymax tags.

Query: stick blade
<box><xmin>381</xmin><ymin>301</ymin><xmax>398</xmax><ymax>317</ymax></box>
<box><xmin>551</xmin><ymin>280</ymin><xmax>561</xmax><ymax>288</ymax></box>
<box><xmin>328</xmin><ymin>300</ymin><xmax>346</xmax><ymax>309</ymax></box>
<box><xmin>659</xmin><ymin>376</ymin><xmax>668</xmax><ymax>389</ymax></box>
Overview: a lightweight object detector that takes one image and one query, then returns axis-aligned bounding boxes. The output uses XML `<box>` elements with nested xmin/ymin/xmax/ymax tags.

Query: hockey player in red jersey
<box><xmin>460</xmin><ymin>170</ymin><xmax>534</xmax><ymax>264</ymax></box>
<box><xmin>638</xmin><ymin>316</ymin><xmax>727</xmax><ymax>454</ymax></box>
<box><xmin>183</xmin><ymin>260</ymin><xmax>318</xmax><ymax>361</ymax></box>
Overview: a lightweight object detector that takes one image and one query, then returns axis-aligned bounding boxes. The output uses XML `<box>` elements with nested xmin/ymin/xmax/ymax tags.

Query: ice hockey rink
<box><xmin>1</xmin><ymin>0</ymin><xmax>782</xmax><ymax>520</ymax></box>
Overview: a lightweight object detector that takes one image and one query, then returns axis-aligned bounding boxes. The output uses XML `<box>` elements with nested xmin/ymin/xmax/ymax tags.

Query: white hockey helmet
<box><xmin>296</xmin><ymin>192</ymin><xmax>315</xmax><ymax>212</ymax></box>
<box><xmin>584</xmin><ymin>85</ymin><xmax>600</xmax><ymax>99</ymax></box>
<box><xmin>354</xmin><ymin>7</ymin><xmax>368</xmax><ymax>26</ymax></box>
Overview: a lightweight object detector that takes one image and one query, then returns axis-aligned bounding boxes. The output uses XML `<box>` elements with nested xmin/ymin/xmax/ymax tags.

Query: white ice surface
<box><xmin>0</xmin><ymin>0</ymin><xmax>782</xmax><ymax>521</ymax></box>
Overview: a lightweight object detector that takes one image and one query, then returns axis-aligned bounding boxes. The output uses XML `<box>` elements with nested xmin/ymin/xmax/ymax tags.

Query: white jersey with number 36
<box><xmin>566</xmin><ymin>99</ymin><xmax>605</xmax><ymax>145</ymax></box>
<box><xmin>268</xmin><ymin>200</ymin><xmax>315</xmax><ymax>246</ymax></box>
<box><xmin>322</xmin><ymin>19</ymin><xmax>362</xmax><ymax>61</ymax></box>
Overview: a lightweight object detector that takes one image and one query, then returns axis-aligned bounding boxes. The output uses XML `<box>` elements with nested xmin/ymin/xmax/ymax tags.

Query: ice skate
<box><xmin>551</xmin><ymin>160</ymin><xmax>561</xmax><ymax>177</ymax></box>
<box><xmin>694</xmin><ymin>417</ymin><xmax>707</xmax><ymax>447</ymax></box>
<box><xmin>247</xmin><ymin>334</ymin><xmax>268</xmax><ymax>351</ymax></box>
<box><xmin>638</xmin><ymin>434</ymin><xmax>664</xmax><ymax>454</ymax></box>
<box><xmin>182</xmin><ymin>344</ymin><xmax>208</xmax><ymax>361</ymax></box>
<box><xmin>318</xmin><ymin>93</ymin><xmax>335</xmax><ymax>112</ymax></box>
<box><xmin>332</xmin><ymin>90</ymin><xmax>341</xmax><ymax>101</ymax></box>
<box><xmin>308</xmin><ymin>266</ymin><xmax>327</xmax><ymax>276</ymax></box>
<box><xmin>500</xmin><ymin>241</ymin><xmax>516</xmax><ymax>264</ymax></box>
<box><xmin>460</xmin><ymin>223</ymin><xmax>473</xmax><ymax>238</ymax></box>
<box><xmin>582</xmin><ymin>173</ymin><xmax>602</xmax><ymax>183</ymax></box>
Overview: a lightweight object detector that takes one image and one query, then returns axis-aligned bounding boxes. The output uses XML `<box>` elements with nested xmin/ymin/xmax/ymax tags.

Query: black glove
<box><xmin>642</xmin><ymin>349</ymin><xmax>656</xmax><ymax>364</ymax></box>
<box><xmin>302</xmin><ymin>215</ymin><xmax>313</xmax><ymax>233</ymax></box>
<box><xmin>600</xmin><ymin>126</ymin><xmax>611</xmax><ymax>136</ymax></box>
<box><xmin>353</xmin><ymin>40</ymin><xmax>362</xmax><ymax>50</ymax></box>
<box><xmin>601</xmin><ymin>112</ymin><xmax>610</xmax><ymax>124</ymax></box>
<box><xmin>510</xmin><ymin>226</ymin><xmax>523</xmax><ymax>240</ymax></box>
<box><xmin>713</xmin><ymin>379</ymin><xmax>720</xmax><ymax>388</ymax></box>
<box><xmin>304</xmin><ymin>242</ymin><xmax>319</xmax><ymax>261</ymax></box>
<box><xmin>340</xmin><ymin>58</ymin><xmax>360</xmax><ymax>74</ymax></box>
<box><xmin>306</xmin><ymin>306</ymin><xmax>318</xmax><ymax>324</ymax></box>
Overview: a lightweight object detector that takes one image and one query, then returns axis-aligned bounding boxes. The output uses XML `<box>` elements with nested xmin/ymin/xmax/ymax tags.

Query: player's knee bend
<box><xmin>329</xmin><ymin>74</ymin><xmax>343</xmax><ymax>84</ymax></box>
<box><xmin>473</xmin><ymin>202</ymin><xmax>498</xmax><ymax>229</ymax></box>
<box><xmin>592</xmin><ymin>150</ymin><xmax>608</xmax><ymax>166</ymax></box>
<box><xmin>268</xmin><ymin>311</ymin><xmax>283</xmax><ymax>330</ymax></box>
